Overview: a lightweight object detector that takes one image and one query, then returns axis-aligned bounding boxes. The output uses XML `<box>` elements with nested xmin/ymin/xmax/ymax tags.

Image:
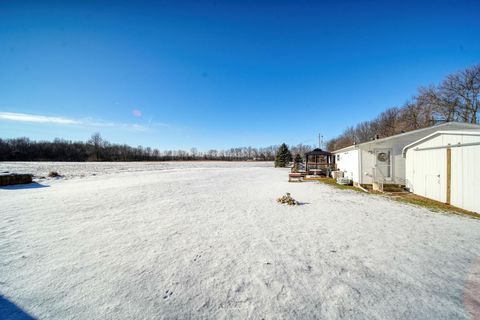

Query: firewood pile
<box><xmin>277</xmin><ymin>193</ymin><xmax>298</xmax><ymax>205</ymax></box>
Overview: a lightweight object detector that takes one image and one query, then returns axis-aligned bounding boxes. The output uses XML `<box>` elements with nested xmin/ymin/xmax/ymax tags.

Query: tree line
<box><xmin>326</xmin><ymin>64</ymin><xmax>480</xmax><ymax>151</ymax></box>
<box><xmin>0</xmin><ymin>132</ymin><xmax>315</xmax><ymax>162</ymax></box>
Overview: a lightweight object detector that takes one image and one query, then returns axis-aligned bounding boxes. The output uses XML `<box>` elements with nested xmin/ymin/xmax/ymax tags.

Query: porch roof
<box><xmin>305</xmin><ymin>148</ymin><xmax>332</xmax><ymax>156</ymax></box>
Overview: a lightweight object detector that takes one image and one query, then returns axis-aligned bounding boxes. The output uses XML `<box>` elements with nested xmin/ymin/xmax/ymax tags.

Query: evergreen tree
<box><xmin>275</xmin><ymin>143</ymin><xmax>292</xmax><ymax>167</ymax></box>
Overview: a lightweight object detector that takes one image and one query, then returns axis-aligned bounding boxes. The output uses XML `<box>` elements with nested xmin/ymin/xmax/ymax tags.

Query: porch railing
<box><xmin>372</xmin><ymin>166</ymin><xmax>385</xmax><ymax>192</ymax></box>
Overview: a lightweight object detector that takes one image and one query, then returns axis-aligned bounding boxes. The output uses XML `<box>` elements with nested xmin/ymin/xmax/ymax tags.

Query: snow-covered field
<box><xmin>1</xmin><ymin>162</ymin><xmax>479</xmax><ymax>319</ymax></box>
<box><xmin>0</xmin><ymin>161</ymin><xmax>272</xmax><ymax>180</ymax></box>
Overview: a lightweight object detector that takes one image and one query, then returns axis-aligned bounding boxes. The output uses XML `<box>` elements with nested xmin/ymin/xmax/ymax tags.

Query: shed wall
<box><xmin>405</xmin><ymin>132</ymin><xmax>480</xmax><ymax>213</ymax></box>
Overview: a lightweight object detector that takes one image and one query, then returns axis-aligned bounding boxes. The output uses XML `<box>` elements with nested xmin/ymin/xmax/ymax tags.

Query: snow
<box><xmin>0</xmin><ymin>161</ymin><xmax>272</xmax><ymax>180</ymax></box>
<box><xmin>1</xmin><ymin>162</ymin><xmax>479</xmax><ymax>319</ymax></box>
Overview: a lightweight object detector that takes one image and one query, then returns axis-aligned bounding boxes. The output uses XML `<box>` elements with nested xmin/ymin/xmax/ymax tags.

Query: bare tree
<box><xmin>326</xmin><ymin>64</ymin><xmax>480</xmax><ymax>151</ymax></box>
<box><xmin>190</xmin><ymin>147</ymin><xmax>198</xmax><ymax>160</ymax></box>
<box><xmin>354</xmin><ymin>121</ymin><xmax>374</xmax><ymax>142</ymax></box>
<box><xmin>440</xmin><ymin>65</ymin><xmax>480</xmax><ymax>123</ymax></box>
<box><xmin>398</xmin><ymin>101</ymin><xmax>423</xmax><ymax>131</ymax></box>
<box><xmin>88</xmin><ymin>132</ymin><xmax>103</xmax><ymax>160</ymax></box>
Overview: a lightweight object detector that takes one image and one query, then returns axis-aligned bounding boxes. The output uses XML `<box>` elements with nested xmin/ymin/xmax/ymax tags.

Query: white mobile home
<box><xmin>333</xmin><ymin>122</ymin><xmax>480</xmax><ymax>186</ymax></box>
<box><xmin>403</xmin><ymin>130</ymin><xmax>480</xmax><ymax>213</ymax></box>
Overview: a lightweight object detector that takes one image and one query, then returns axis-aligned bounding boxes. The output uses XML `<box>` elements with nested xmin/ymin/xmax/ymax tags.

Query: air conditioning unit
<box><xmin>331</xmin><ymin>171</ymin><xmax>344</xmax><ymax>179</ymax></box>
<box><xmin>336</xmin><ymin>177</ymin><xmax>351</xmax><ymax>185</ymax></box>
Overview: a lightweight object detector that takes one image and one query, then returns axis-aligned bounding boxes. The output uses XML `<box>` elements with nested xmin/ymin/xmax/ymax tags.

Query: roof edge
<box><xmin>332</xmin><ymin>145</ymin><xmax>357</xmax><ymax>153</ymax></box>
<box><xmin>333</xmin><ymin>122</ymin><xmax>480</xmax><ymax>154</ymax></box>
<box><xmin>402</xmin><ymin>130</ymin><xmax>480</xmax><ymax>157</ymax></box>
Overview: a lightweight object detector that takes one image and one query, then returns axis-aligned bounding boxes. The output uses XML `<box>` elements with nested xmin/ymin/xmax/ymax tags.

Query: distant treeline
<box><xmin>327</xmin><ymin>64</ymin><xmax>480</xmax><ymax>151</ymax></box>
<box><xmin>0</xmin><ymin>133</ymin><xmax>315</xmax><ymax>162</ymax></box>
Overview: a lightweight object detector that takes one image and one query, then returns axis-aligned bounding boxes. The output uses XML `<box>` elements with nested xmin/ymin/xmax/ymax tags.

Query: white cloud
<box><xmin>0</xmin><ymin>112</ymin><xmax>148</xmax><ymax>132</ymax></box>
<box><xmin>0</xmin><ymin>112</ymin><xmax>81</xmax><ymax>125</ymax></box>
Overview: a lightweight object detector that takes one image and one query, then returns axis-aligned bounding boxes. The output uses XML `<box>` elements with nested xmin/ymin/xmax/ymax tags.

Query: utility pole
<box><xmin>318</xmin><ymin>133</ymin><xmax>324</xmax><ymax>149</ymax></box>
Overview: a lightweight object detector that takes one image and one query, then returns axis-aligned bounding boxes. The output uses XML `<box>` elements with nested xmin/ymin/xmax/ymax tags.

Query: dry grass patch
<box><xmin>317</xmin><ymin>178</ymin><xmax>479</xmax><ymax>219</ymax></box>
<box><xmin>316</xmin><ymin>178</ymin><xmax>366</xmax><ymax>193</ymax></box>
<box><xmin>391</xmin><ymin>193</ymin><xmax>480</xmax><ymax>219</ymax></box>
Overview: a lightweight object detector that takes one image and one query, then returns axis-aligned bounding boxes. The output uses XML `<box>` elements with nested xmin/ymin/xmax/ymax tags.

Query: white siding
<box><xmin>357</xmin><ymin>139</ymin><xmax>411</xmax><ymax>185</ymax></box>
<box><xmin>405</xmin><ymin>131</ymin><xmax>480</xmax><ymax>213</ymax></box>
<box><xmin>359</xmin><ymin>149</ymin><xmax>374</xmax><ymax>184</ymax></box>
<box><xmin>449</xmin><ymin>134</ymin><xmax>480</xmax><ymax>213</ymax></box>
<box><xmin>360</xmin><ymin>129</ymin><xmax>454</xmax><ymax>185</ymax></box>
<box><xmin>405</xmin><ymin>135</ymin><xmax>446</xmax><ymax>203</ymax></box>
<box><xmin>335</xmin><ymin>150</ymin><xmax>359</xmax><ymax>183</ymax></box>
<box><xmin>335</xmin><ymin>122</ymin><xmax>480</xmax><ymax>186</ymax></box>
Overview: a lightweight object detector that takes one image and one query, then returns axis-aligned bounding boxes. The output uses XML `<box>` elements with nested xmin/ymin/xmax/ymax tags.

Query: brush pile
<box><xmin>48</xmin><ymin>171</ymin><xmax>61</xmax><ymax>178</ymax></box>
<box><xmin>277</xmin><ymin>193</ymin><xmax>298</xmax><ymax>205</ymax></box>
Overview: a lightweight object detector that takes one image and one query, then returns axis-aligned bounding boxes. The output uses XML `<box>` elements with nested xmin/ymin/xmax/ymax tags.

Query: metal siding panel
<box><xmin>456</xmin><ymin>138</ymin><xmax>480</xmax><ymax>213</ymax></box>
<box><xmin>406</xmin><ymin>131</ymin><xmax>480</xmax><ymax>212</ymax></box>
<box><xmin>408</xmin><ymin>136</ymin><xmax>445</xmax><ymax>202</ymax></box>
<box><xmin>360</xmin><ymin>148</ymin><xmax>375</xmax><ymax>184</ymax></box>
<box><xmin>336</xmin><ymin>150</ymin><xmax>359</xmax><ymax>183</ymax></box>
<box><xmin>405</xmin><ymin>149</ymin><xmax>414</xmax><ymax>191</ymax></box>
<box><xmin>451</xmin><ymin>139</ymin><xmax>462</xmax><ymax>209</ymax></box>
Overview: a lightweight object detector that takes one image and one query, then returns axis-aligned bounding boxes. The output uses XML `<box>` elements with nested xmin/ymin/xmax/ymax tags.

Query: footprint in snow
<box><xmin>163</xmin><ymin>290</ymin><xmax>173</xmax><ymax>299</ymax></box>
<box><xmin>193</xmin><ymin>254</ymin><xmax>201</xmax><ymax>262</ymax></box>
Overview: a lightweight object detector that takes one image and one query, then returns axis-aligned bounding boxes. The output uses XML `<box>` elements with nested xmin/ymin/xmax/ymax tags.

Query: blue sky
<box><xmin>1</xmin><ymin>0</ymin><xmax>479</xmax><ymax>150</ymax></box>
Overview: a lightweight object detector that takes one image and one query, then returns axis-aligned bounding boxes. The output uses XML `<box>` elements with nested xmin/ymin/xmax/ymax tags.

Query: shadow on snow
<box><xmin>0</xmin><ymin>295</ymin><xmax>36</xmax><ymax>320</ymax></box>
<box><xmin>0</xmin><ymin>182</ymin><xmax>49</xmax><ymax>190</ymax></box>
